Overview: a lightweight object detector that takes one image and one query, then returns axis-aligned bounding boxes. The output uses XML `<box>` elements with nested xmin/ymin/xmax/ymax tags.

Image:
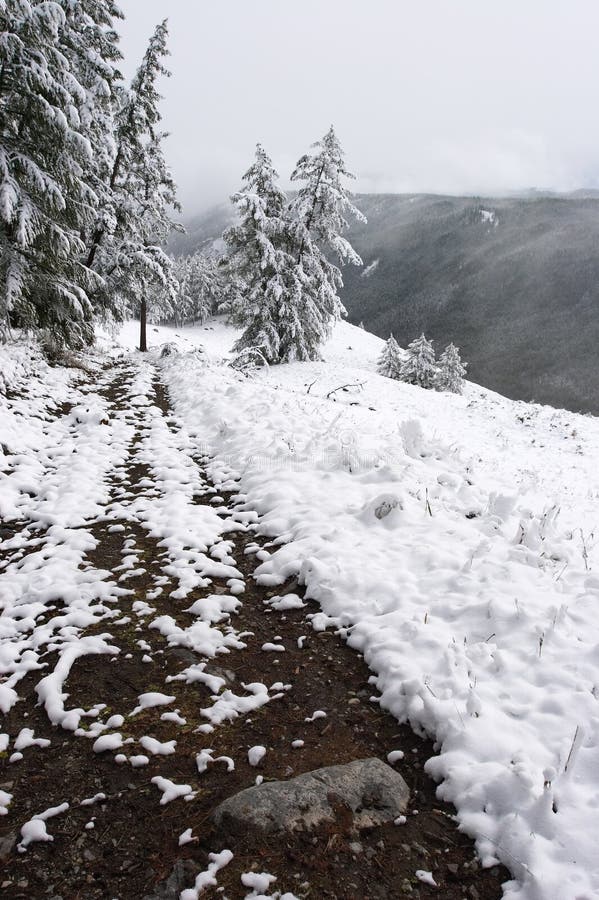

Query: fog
<box><xmin>118</xmin><ymin>0</ymin><xmax>599</xmax><ymax>215</ymax></box>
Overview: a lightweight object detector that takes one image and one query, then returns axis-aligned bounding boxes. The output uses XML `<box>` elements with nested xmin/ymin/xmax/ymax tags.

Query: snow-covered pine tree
<box><xmin>291</xmin><ymin>125</ymin><xmax>366</xmax><ymax>266</ymax></box>
<box><xmin>56</xmin><ymin>0</ymin><xmax>124</xmax><ymax>253</ymax></box>
<box><xmin>224</xmin><ymin>144</ymin><xmax>301</xmax><ymax>364</ymax></box>
<box><xmin>399</xmin><ymin>334</ymin><xmax>437</xmax><ymax>389</ymax></box>
<box><xmin>84</xmin><ymin>19</ymin><xmax>180</xmax><ymax>346</ymax></box>
<box><xmin>377</xmin><ymin>334</ymin><xmax>403</xmax><ymax>379</ymax></box>
<box><xmin>0</xmin><ymin>0</ymin><xmax>101</xmax><ymax>347</ymax></box>
<box><xmin>280</xmin><ymin>125</ymin><xmax>366</xmax><ymax>360</ymax></box>
<box><xmin>435</xmin><ymin>342</ymin><xmax>467</xmax><ymax>393</ymax></box>
<box><xmin>174</xmin><ymin>252</ymin><xmax>223</xmax><ymax>325</ymax></box>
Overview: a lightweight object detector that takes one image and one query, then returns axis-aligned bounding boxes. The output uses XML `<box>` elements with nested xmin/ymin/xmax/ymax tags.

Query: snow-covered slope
<box><xmin>118</xmin><ymin>316</ymin><xmax>599</xmax><ymax>900</ymax></box>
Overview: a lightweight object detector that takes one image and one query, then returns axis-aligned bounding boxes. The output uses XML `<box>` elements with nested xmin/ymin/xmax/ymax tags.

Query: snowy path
<box><xmin>0</xmin><ymin>354</ymin><xmax>504</xmax><ymax>899</ymax></box>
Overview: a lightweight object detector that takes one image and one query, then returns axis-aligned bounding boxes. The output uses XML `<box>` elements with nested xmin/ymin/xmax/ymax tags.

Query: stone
<box><xmin>0</xmin><ymin>833</ymin><xmax>16</xmax><ymax>860</ymax></box>
<box><xmin>142</xmin><ymin>859</ymin><xmax>198</xmax><ymax>900</ymax></box>
<box><xmin>213</xmin><ymin>758</ymin><xmax>409</xmax><ymax>835</ymax></box>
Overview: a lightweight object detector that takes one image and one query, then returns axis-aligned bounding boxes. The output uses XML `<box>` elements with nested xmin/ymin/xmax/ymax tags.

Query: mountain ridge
<box><xmin>171</xmin><ymin>192</ymin><xmax>599</xmax><ymax>414</ymax></box>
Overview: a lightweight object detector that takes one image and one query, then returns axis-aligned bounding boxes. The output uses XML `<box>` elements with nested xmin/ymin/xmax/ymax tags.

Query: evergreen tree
<box><xmin>56</xmin><ymin>0</ymin><xmax>124</xmax><ymax>216</ymax></box>
<box><xmin>225</xmin><ymin>130</ymin><xmax>366</xmax><ymax>364</ymax></box>
<box><xmin>224</xmin><ymin>144</ymin><xmax>300</xmax><ymax>363</ymax></box>
<box><xmin>399</xmin><ymin>334</ymin><xmax>437</xmax><ymax>388</ymax></box>
<box><xmin>290</xmin><ymin>125</ymin><xmax>365</xmax><ymax>265</ymax></box>
<box><xmin>84</xmin><ymin>19</ymin><xmax>180</xmax><ymax>347</ymax></box>
<box><xmin>0</xmin><ymin>0</ymin><xmax>102</xmax><ymax>347</ymax></box>
<box><xmin>174</xmin><ymin>252</ymin><xmax>223</xmax><ymax>325</ymax></box>
<box><xmin>279</xmin><ymin>125</ymin><xmax>366</xmax><ymax>360</ymax></box>
<box><xmin>436</xmin><ymin>342</ymin><xmax>467</xmax><ymax>393</ymax></box>
<box><xmin>377</xmin><ymin>334</ymin><xmax>403</xmax><ymax>379</ymax></box>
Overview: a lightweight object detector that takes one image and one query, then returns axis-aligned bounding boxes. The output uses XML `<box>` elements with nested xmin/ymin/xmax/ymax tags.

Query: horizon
<box><xmin>117</xmin><ymin>0</ymin><xmax>599</xmax><ymax>217</ymax></box>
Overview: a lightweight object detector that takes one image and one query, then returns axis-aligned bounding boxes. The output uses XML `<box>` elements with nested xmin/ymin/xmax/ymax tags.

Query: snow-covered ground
<box><xmin>3</xmin><ymin>319</ymin><xmax>599</xmax><ymax>899</ymax></box>
<box><xmin>118</xmin><ymin>316</ymin><xmax>599</xmax><ymax>900</ymax></box>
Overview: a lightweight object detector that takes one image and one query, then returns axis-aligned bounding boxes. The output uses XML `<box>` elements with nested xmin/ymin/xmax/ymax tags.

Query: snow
<box><xmin>150</xmin><ymin>775</ymin><xmax>193</xmax><ymax>805</ymax></box>
<box><xmin>139</xmin><ymin>736</ymin><xmax>176</xmax><ymax>756</ymax></box>
<box><xmin>179</xmin><ymin>848</ymin><xmax>234</xmax><ymax>899</ymax></box>
<box><xmin>17</xmin><ymin>802</ymin><xmax>69</xmax><ymax>851</ymax></box>
<box><xmin>4</xmin><ymin>317</ymin><xmax>599</xmax><ymax>897</ymax></box>
<box><xmin>415</xmin><ymin>869</ymin><xmax>437</xmax><ymax>886</ymax></box>
<box><xmin>248</xmin><ymin>745</ymin><xmax>267</xmax><ymax>766</ymax></box>
<box><xmin>151</xmin><ymin>316</ymin><xmax>599</xmax><ymax>900</ymax></box>
<box><xmin>178</xmin><ymin>827</ymin><xmax>194</xmax><ymax>845</ymax></box>
<box><xmin>92</xmin><ymin>732</ymin><xmax>123</xmax><ymax>753</ymax></box>
<box><xmin>387</xmin><ymin>750</ymin><xmax>405</xmax><ymax>764</ymax></box>
<box><xmin>129</xmin><ymin>691</ymin><xmax>176</xmax><ymax>716</ymax></box>
<box><xmin>304</xmin><ymin>710</ymin><xmax>327</xmax><ymax>723</ymax></box>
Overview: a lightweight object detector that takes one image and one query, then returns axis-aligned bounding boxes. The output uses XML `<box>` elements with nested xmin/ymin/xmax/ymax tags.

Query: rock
<box><xmin>213</xmin><ymin>758</ymin><xmax>409</xmax><ymax>835</ymax></box>
<box><xmin>0</xmin><ymin>832</ymin><xmax>16</xmax><ymax>860</ymax></box>
<box><xmin>142</xmin><ymin>859</ymin><xmax>198</xmax><ymax>900</ymax></box>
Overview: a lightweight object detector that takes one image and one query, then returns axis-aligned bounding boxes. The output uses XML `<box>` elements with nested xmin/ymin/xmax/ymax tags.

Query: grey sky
<box><xmin>118</xmin><ymin>0</ymin><xmax>599</xmax><ymax>215</ymax></box>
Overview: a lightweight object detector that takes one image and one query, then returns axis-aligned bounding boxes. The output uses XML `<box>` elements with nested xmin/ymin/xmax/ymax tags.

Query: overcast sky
<box><xmin>118</xmin><ymin>0</ymin><xmax>599</xmax><ymax>216</ymax></box>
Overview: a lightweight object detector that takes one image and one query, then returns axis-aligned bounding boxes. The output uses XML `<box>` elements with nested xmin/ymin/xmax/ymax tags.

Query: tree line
<box><xmin>1</xmin><ymin>0</ymin><xmax>178</xmax><ymax>352</ymax></box>
<box><xmin>1</xmin><ymin>2</ymin><xmax>468</xmax><ymax>390</ymax></box>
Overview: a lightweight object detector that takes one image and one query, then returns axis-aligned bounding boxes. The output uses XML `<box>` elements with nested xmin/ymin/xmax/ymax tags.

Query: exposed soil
<box><xmin>0</xmin><ymin>361</ymin><xmax>510</xmax><ymax>899</ymax></box>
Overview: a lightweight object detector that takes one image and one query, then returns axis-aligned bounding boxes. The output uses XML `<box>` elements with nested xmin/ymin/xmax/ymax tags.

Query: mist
<box><xmin>118</xmin><ymin>0</ymin><xmax>599</xmax><ymax>215</ymax></box>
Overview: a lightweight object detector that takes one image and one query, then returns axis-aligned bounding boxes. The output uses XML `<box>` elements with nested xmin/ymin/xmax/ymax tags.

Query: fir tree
<box><xmin>280</xmin><ymin>125</ymin><xmax>366</xmax><ymax>360</ymax></box>
<box><xmin>378</xmin><ymin>334</ymin><xmax>403</xmax><ymax>379</ymax></box>
<box><xmin>225</xmin><ymin>130</ymin><xmax>365</xmax><ymax>364</ymax></box>
<box><xmin>57</xmin><ymin>0</ymin><xmax>124</xmax><ymax>215</ymax></box>
<box><xmin>174</xmin><ymin>252</ymin><xmax>223</xmax><ymax>325</ymax></box>
<box><xmin>84</xmin><ymin>19</ymin><xmax>180</xmax><ymax>347</ymax></box>
<box><xmin>0</xmin><ymin>0</ymin><xmax>101</xmax><ymax>346</ymax></box>
<box><xmin>435</xmin><ymin>342</ymin><xmax>467</xmax><ymax>393</ymax></box>
<box><xmin>399</xmin><ymin>334</ymin><xmax>437</xmax><ymax>389</ymax></box>
<box><xmin>224</xmin><ymin>144</ymin><xmax>299</xmax><ymax>363</ymax></box>
<box><xmin>290</xmin><ymin>125</ymin><xmax>366</xmax><ymax>266</ymax></box>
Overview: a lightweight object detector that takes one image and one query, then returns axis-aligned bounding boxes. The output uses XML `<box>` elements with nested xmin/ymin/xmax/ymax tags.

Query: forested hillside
<box><xmin>174</xmin><ymin>193</ymin><xmax>599</xmax><ymax>413</ymax></box>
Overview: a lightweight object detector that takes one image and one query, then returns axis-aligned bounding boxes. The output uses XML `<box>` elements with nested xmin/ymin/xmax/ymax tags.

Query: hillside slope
<box><xmin>175</xmin><ymin>193</ymin><xmax>599</xmax><ymax>414</ymax></box>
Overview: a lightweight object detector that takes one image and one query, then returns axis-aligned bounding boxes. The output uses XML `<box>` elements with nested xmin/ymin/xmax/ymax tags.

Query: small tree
<box><xmin>399</xmin><ymin>334</ymin><xmax>437</xmax><ymax>389</ymax></box>
<box><xmin>436</xmin><ymin>343</ymin><xmax>467</xmax><ymax>393</ymax></box>
<box><xmin>377</xmin><ymin>334</ymin><xmax>403</xmax><ymax>379</ymax></box>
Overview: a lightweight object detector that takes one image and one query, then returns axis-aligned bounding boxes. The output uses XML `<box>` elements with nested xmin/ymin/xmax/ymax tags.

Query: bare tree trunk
<box><xmin>139</xmin><ymin>297</ymin><xmax>147</xmax><ymax>352</ymax></box>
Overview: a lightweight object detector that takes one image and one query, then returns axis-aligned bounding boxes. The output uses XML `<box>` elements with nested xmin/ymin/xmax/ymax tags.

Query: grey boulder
<box><xmin>212</xmin><ymin>757</ymin><xmax>409</xmax><ymax>834</ymax></box>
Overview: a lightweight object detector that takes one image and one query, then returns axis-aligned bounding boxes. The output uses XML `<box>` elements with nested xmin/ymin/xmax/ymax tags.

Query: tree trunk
<box><xmin>139</xmin><ymin>297</ymin><xmax>147</xmax><ymax>352</ymax></box>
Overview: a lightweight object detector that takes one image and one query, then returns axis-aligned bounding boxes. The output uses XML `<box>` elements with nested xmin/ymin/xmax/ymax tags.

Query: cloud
<box><xmin>118</xmin><ymin>0</ymin><xmax>599</xmax><ymax>213</ymax></box>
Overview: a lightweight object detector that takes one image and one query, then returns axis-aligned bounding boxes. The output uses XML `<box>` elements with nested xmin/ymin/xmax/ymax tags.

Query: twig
<box><xmin>306</xmin><ymin>379</ymin><xmax>318</xmax><ymax>394</ymax></box>
<box><xmin>425</xmin><ymin>488</ymin><xmax>433</xmax><ymax>517</ymax></box>
<box><xmin>564</xmin><ymin>725</ymin><xmax>580</xmax><ymax>773</ymax></box>
<box><xmin>326</xmin><ymin>381</ymin><xmax>365</xmax><ymax>399</ymax></box>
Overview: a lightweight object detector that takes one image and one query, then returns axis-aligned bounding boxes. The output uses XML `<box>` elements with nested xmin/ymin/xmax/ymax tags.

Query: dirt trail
<box><xmin>0</xmin><ymin>361</ymin><xmax>509</xmax><ymax>899</ymax></box>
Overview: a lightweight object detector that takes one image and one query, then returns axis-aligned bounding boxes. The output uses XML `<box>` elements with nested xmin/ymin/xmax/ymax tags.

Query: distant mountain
<box><xmin>173</xmin><ymin>192</ymin><xmax>599</xmax><ymax>414</ymax></box>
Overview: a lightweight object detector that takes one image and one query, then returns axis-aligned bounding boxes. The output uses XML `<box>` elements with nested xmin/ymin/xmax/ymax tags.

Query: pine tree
<box><xmin>290</xmin><ymin>125</ymin><xmax>366</xmax><ymax>265</ymax></box>
<box><xmin>174</xmin><ymin>252</ymin><xmax>223</xmax><ymax>325</ymax></box>
<box><xmin>399</xmin><ymin>334</ymin><xmax>437</xmax><ymax>389</ymax></box>
<box><xmin>224</xmin><ymin>144</ymin><xmax>299</xmax><ymax>363</ymax></box>
<box><xmin>435</xmin><ymin>343</ymin><xmax>467</xmax><ymax>393</ymax></box>
<box><xmin>84</xmin><ymin>19</ymin><xmax>180</xmax><ymax>347</ymax></box>
<box><xmin>280</xmin><ymin>125</ymin><xmax>366</xmax><ymax>360</ymax></box>
<box><xmin>377</xmin><ymin>334</ymin><xmax>403</xmax><ymax>379</ymax></box>
<box><xmin>0</xmin><ymin>0</ymin><xmax>102</xmax><ymax>347</ymax></box>
<box><xmin>56</xmin><ymin>0</ymin><xmax>124</xmax><ymax>214</ymax></box>
<box><xmin>225</xmin><ymin>130</ymin><xmax>365</xmax><ymax>364</ymax></box>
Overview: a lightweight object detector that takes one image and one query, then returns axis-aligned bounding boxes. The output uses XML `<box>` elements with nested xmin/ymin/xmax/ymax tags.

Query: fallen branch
<box><xmin>326</xmin><ymin>381</ymin><xmax>366</xmax><ymax>400</ymax></box>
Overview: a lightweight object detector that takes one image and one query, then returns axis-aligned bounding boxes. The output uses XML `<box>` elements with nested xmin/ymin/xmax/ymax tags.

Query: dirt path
<box><xmin>0</xmin><ymin>360</ymin><xmax>508</xmax><ymax>899</ymax></box>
